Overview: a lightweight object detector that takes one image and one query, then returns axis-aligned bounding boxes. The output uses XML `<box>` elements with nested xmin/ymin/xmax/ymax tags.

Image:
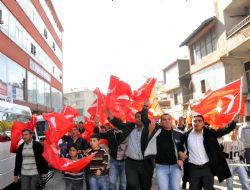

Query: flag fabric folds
<box><xmin>192</xmin><ymin>79</ymin><xmax>242</xmax><ymax>128</ymax></box>
<box><xmin>42</xmin><ymin>140</ymin><xmax>95</xmax><ymax>173</ymax></box>
<box><xmin>10</xmin><ymin>114</ymin><xmax>37</xmax><ymax>153</ymax></box>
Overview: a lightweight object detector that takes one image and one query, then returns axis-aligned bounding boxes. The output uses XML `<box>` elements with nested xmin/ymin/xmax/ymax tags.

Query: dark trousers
<box><xmin>188</xmin><ymin>162</ymin><xmax>215</xmax><ymax>190</ymax></box>
<box><xmin>125</xmin><ymin>158</ymin><xmax>154</xmax><ymax>190</ymax></box>
<box><xmin>245</xmin><ymin>148</ymin><xmax>250</xmax><ymax>176</ymax></box>
<box><xmin>21</xmin><ymin>174</ymin><xmax>40</xmax><ymax>190</ymax></box>
<box><xmin>65</xmin><ymin>179</ymin><xmax>83</xmax><ymax>190</ymax></box>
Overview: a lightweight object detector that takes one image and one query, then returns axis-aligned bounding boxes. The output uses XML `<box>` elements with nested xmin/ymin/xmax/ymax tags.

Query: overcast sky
<box><xmin>52</xmin><ymin>0</ymin><xmax>214</xmax><ymax>92</ymax></box>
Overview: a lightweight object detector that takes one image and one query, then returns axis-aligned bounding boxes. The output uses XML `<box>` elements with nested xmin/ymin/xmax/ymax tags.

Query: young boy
<box><xmin>64</xmin><ymin>143</ymin><xmax>85</xmax><ymax>190</ymax></box>
<box><xmin>85</xmin><ymin>133</ymin><xmax>109</xmax><ymax>190</ymax></box>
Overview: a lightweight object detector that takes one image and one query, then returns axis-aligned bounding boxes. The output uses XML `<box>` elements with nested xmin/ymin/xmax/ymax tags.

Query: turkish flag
<box><xmin>81</xmin><ymin>117</ymin><xmax>95</xmax><ymax>141</ymax></box>
<box><xmin>133</xmin><ymin>78</ymin><xmax>156</xmax><ymax>101</ymax></box>
<box><xmin>43</xmin><ymin>106</ymin><xmax>78</xmax><ymax>145</ymax></box>
<box><xmin>240</xmin><ymin>96</ymin><xmax>246</xmax><ymax>116</ymax></box>
<box><xmin>192</xmin><ymin>79</ymin><xmax>242</xmax><ymax>128</ymax></box>
<box><xmin>42</xmin><ymin>140</ymin><xmax>95</xmax><ymax>172</ymax></box>
<box><xmin>106</xmin><ymin>75</ymin><xmax>132</xmax><ymax>107</ymax></box>
<box><xmin>148</xmin><ymin>90</ymin><xmax>163</xmax><ymax>119</ymax></box>
<box><xmin>10</xmin><ymin>115</ymin><xmax>37</xmax><ymax>153</ymax></box>
<box><xmin>88</xmin><ymin>88</ymin><xmax>107</xmax><ymax>125</ymax></box>
<box><xmin>61</xmin><ymin>105</ymin><xmax>79</xmax><ymax>121</ymax></box>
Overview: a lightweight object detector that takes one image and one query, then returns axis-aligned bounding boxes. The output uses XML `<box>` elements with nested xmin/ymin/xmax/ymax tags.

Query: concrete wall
<box><xmin>164</xmin><ymin>64</ymin><xmax>180</xmax><ymax>91</ymax></box>
<box><xmin>192</xmin><ymin>62</ymin><xmax>226</xmax><ymax>100</ymax></box>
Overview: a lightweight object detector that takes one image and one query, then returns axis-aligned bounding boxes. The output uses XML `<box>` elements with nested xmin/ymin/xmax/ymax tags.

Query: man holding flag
<box><xmin>182</xmin><ymin>78</ymin><xmax>243</xmax><ymax>189</ymax></box>
<box><xmin>105</xmin><ymin>106</ymin><xmax>154</xmax><ymax>190</ymax></box>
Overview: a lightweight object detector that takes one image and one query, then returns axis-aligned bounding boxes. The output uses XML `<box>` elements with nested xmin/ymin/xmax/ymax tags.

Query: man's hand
<box><xmin>149</xmin><ymin>120</ymin><xmax>156</xmax><ymax>133</ymax></box>
<box><xmin>144</xmin><ymin>99</ymin><xmax>150</xmax><ymax>107</ymax></box>
<box><xmin>233</xmin><ymin>113</ymin><xmax>239</xmax><ymax>123</ymax></box>
<box><xmin>179</xmin><ymin>151</ymin><xmax>188</xmax><ymax>161</ymax></box>
<box><xmin>14</xmin><ymin>176</ymin><xmax>19</xmax><ymax>183</ymax></box>
<box><xmin>96</xmin><ymin>169</ymin><xmax>101</xmax><ymax>176</ymax></box>
<box><xmin>177</xmin><ymin>160</ymin><xmax>183</xmax><ymax>168</ymax></box>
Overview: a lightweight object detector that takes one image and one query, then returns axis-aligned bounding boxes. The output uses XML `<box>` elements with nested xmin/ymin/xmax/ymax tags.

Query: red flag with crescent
<box><xmin>192</xmin><ymin>79</ymin><xmax>242</xmax><ymax>128</ymax></box>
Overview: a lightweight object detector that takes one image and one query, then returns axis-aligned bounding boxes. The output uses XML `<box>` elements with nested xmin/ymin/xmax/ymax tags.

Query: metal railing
<box><xmin>227</xmin><ymin>14</ymin><xmax>250</xmax><ymax>38</ymax></box>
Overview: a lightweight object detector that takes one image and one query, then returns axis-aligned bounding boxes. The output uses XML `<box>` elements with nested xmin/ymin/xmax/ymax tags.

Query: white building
<box><xmin>180</xmin><ymin>0</ymin><xmax>250</xmax><ymax>121</ymax></box>
<box><xmin>64</xmin><ymin>89</ymin><xmax>96</xmax><ymax>121</ymax></box>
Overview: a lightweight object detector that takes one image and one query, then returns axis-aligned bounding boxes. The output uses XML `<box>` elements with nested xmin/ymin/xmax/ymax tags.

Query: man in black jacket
<box><xmin>106</xmin><ymin>107</ymin><xmax>154</xmax><ymax>190</ymax></box>
<box><xmin>14</xmin><ymin>128</ymin><xmax>48</xmax><ymax>190</ymax></box>
<box><xmin>183</xmin><ymin>114</ymin><xmax>238</xmax><ymax>190</ymax></box>
<box><xmin>141</xmin><ymin>102</ymin><xmax>185</xmax><ymax>190</ymax></box>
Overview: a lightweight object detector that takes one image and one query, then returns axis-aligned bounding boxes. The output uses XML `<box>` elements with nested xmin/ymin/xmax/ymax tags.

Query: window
<box><xmin>44</xmin><ymin>29</ymin><xmax>48</xmax><ymax>39</ymax></box>
<box><xmin>44</xmin><ymin>82</ymin><xmax>51</xmax><ymax>106</ymax></box>
<box><xmin>245</xmin><ymin>62</ymin><xmax>250</xmax><ymax>91</ymax></box>
<box><xmin>201</xmin><ymin>80</ymin><xmax>206</xmax><ymax>93</ymax></box>
<box><xmin>31</xmin><ymin>43</ymin><xmax>36</xmax><ymax>56</ymax></box>
<box><xmin>1</xmin><ymin>6</ymin><xmax>9</xmax><ymax>32</ymax></box>
<box><xmin>52</xmin><ymin>87</ymin><xmax>62</xmax><ymax>112</ymax></box>
<box><xmin>200</xmin><ymin>38</ymin><xmax>206</xmax><ymax>57</ymax></box>
<box><xmin>0</xmin><ymin>54</ymin><xmax>7</xmax><ymax>96</ymax></box>
<box><xmin>191</xmin><ymin>29</ymin><xmax>217</xmax><ymax>64</ymax></box>
<box><xmin>211</xmin><ymin>30</ymin><xmax>217</xmax><ymax>51</ymax></box>
<box><xmin>52</xmin><ymin>42</ymin><xmax>56</xmax><ymax>51</ymax></box>
<box><xmin>15</xmin><ymin>23</ymin><xmax>23</xmax><ymax>45</ymax></box>
<box><xmin>37</xmin><ymin>77</ymin><xmax>45</xmax><ymax>105</ymax></box>
<box><xmin>174</xmin><ymin>93</ymin><xmax>178</xmax><ymax>105</ymax></box>
<box><xmin>28</xmin><ymin>72</ymin><xmax>37</xmax><ymax>103</ymax></box>
<box><xmin>205</xmin><ymin>32</ymin><xmax>212</xmax><ymax>54</ymax></box>
<box><xmin>28</xmin><ymin>72</ymin><xmax>51</xmax><ymax>106</ymax></box>
<box><xmin>9</xmin><ymin>14</ymin><xmax>15</xmax><ymax>39</ymax></box>
<box><xmin>7</xmin><ymin>58</ymin><xmax>26</xmax><ymax>101</ymax></box>
<box><xmin>0</xmin><ymin>9</ymin><xmax>3</xmax><ymax>24</ymax></box>
<box><xmin>75</xmin><ymin>92</ymin><xmax>81</xmax><ymax>98</ymax></box>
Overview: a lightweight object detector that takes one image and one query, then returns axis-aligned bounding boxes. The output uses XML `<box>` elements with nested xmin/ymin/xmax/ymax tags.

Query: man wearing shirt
<box><xmin>106</xmin><ymin>107</ymin><xmax>153</xmax><ymax>190</ymax></box>
<box><xmin>142</xmin><ymin>105</ymin><xmax>185</xmax><ymax>190</ymax></box>
<box><xmin>183</xmin><ymin>115</ymin><xmax>238</xmax><ymax>190</ymax></box>
<box><xmin>14</xmin><ymin>129</ymin><xmax>48</xmax><ymax>190</ymax></box>
<box><xmin>223</xmin><ymin>129</ymin><xmax>250</xmax><ymax>190</ymax></box>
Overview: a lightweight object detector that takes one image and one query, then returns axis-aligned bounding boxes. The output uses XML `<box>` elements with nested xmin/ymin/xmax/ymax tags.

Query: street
<box><xmin>42</xmin><ymin>170</ymin><xmax>244</xmax><ymax>190</ymax></box>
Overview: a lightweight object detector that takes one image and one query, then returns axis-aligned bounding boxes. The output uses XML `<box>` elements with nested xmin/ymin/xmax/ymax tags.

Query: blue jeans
<box><xmin>89</xmin><ymin>175</ymin><xmax>109</xmax><ymax>190</ymax></box>
<box><xmin>226</xmin><ymin>165</ymin><xmax>250</xmax><ymax>190</ymax></box>
<box><xmin>109</xmin><ymin>158</ymin><xmax>126</xmax><ymax>190</ymax></box>
<box><xmin>156</xmin><ymin>164</ymin><xmax>181</xmax><ymax>190</ymax></box>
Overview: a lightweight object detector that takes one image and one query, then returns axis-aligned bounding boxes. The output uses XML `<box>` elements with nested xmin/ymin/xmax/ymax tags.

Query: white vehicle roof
<box><xmin>0</xmin><ymin>100</ymin><xmax>31</xmax><ymax>117</ymax></box>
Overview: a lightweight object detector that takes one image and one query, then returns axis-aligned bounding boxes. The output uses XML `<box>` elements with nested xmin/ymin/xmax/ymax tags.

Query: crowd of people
<box><xmin>13</xmin><ymin>100</ymin><xmax>249</xmax><ymax>190</ymax></box>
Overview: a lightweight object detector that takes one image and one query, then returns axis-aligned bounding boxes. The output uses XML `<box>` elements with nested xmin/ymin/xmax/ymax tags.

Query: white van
<box><xmin>0</xmin><ymin>101</ymin><xmax>47</xmax><ymax>189</ymax></box>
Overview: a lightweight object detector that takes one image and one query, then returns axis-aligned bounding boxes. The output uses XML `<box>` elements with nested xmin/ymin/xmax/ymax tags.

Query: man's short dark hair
<box><xmin>22</xmin><ymin>128</ymin><xmax>33</xmax><ymax>134</ymax></box>
<box><xmin>79</xmin><ymin>121</ymin><xmax>83</xmax><ymax>124</ymax></box>
<box><xmin>90</xmin><ymin>133</ymin><xmax>100</xmax><ymax>140</ymax></box>
<box><xmin>68</xmin><ymin>143</ymin><xmax>79</xmax><ymax>150</ymax></box>
<box><xmin>194</xmin><ymin>115</ymin><xmax>205</xmax><ymax>122</ymax></box>
<box><xmin>160</xmin><ymin>113</ymin><xmax>172</xmax><ymax>121</ymax></box>
<box><xmin>135</xmin><ymin>111</ymin><xmax>141</xmax><ymax>117</ymax></box>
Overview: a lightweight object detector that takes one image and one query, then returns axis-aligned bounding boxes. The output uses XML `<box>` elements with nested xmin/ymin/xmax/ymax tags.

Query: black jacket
<box><xmin>62</xmin><ymin>135</ymin><xmax>89</xmax><ymax>151</ymax></box>
<box><xmin>141</xmin><ymin>106</ymin><xmax>184</xmax><ymax>159</ymax></box>
<box><xmin>14</xmin><ymin>140</ymin><xmax>48</xmax><ymax>176</ymax></box>
<box><xmin>108</xmin><ymin>110</ymin><xmax>149</xmax><ymax>157</ymax></box>
<box><xmin>94</xmin><ymin>127</ymin><xmax>123</xmax><ymax>160</ymax></box>
<box><xmin>183</xmin><ymin>121</ymin><xmax>237</xmax><ymax>182</ymax></box>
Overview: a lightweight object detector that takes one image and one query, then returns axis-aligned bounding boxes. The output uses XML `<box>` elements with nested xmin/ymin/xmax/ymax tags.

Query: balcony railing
<box><xmin>227</xmin><ymin>14</ymin><xmax>250</xmax><ymax>38</ymax></box>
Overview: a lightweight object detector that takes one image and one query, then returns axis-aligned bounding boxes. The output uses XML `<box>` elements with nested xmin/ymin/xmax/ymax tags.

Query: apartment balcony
<box><xmin>226</xmin><ymin>14</ymin><xmax>250</xmax><ymax>57</ymax></box>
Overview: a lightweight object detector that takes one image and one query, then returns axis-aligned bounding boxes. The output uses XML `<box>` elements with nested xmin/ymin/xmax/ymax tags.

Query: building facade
<box><xmin>161</xmin><ymin>59</ymin><xmax>192</xmax><ymax>119</ymax></box>
<box><xmin>180</xmin><ymin>0</ymin><xmax>250</xmax><ymax>122</ymax></box>
<box><xmin>64</xmin><ymin>90</ymin><xmax>96</xmax><ymax>122</ymax></box>
<box><xmin>0</xmin><ymin>0</ymin><xmax>63</xmax><ymax>113</ymax></box>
